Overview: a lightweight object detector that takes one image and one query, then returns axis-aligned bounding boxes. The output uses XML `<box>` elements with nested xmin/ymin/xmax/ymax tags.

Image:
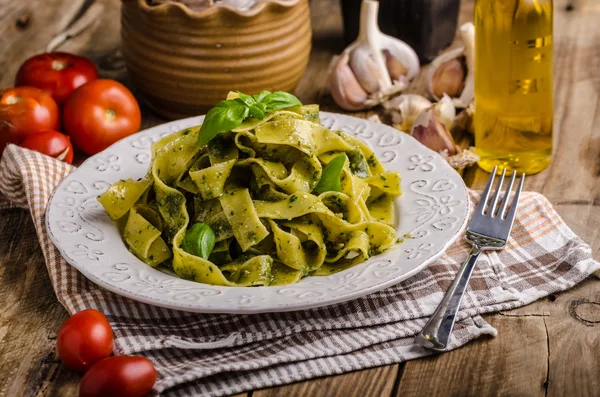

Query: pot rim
<box><xmin>130</xmin><ymin>0</ymin><xmax>303</xmax><ymax>18</ymax></box>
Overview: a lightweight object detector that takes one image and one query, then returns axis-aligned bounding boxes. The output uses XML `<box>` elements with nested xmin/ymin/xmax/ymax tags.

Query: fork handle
<box><xmin>414</xmin><ymin>245</ymin><xmax>482</xmax><ymax>350</ymax></box>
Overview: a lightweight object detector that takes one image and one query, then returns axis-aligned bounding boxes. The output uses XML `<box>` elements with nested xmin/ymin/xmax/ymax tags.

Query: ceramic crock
<box><xmin>121</xmin><ymin>0</ymin><xmax>312</xmax><ymax>119</ymax></box>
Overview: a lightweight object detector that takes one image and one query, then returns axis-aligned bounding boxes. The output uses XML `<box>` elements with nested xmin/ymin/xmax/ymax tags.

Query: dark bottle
<box><xmin>340</xmin><ymin>0</ymin><xmax>461</xmax><ymax>63</ymax></box>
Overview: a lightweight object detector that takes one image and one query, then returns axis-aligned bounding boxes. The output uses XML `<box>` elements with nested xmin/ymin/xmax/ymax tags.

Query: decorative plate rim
<box><xmin>46</xmin><ymin>112</ymin><xmax>470</xmax><ymax>314</ymax></box>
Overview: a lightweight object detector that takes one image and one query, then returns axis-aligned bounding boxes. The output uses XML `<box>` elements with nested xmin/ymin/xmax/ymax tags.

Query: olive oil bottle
<box><xmin>474</xmin><ymin>0</ymin><xmax>553</xmax><ymax>174</ymax></box>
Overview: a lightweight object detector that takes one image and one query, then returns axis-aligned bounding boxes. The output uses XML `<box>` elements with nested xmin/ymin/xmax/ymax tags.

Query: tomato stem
<box><xmin>51</xmin><ymin>60</ymin><xmax>67</xmax><ymax>71</ymax></box>
<box><xmin>105</xmin><ymin>108</ymin><xmax>117</xmax><ymax>120</ymax></box>
<box><xmin>6</xmin><ymin>96</ymin><xmax>20</xmax><ymax>105</ymax></box>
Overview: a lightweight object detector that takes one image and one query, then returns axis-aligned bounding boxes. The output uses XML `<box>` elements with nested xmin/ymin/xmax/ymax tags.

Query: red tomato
<box><xmin>20</xmin><ymin>130</ymin><xmax>74</xmax><ymax>164</ymax></box>
<box><xmin>56</xmin><ymin>309</ymin><xmax>114</xmax><ymax>372</ymax></box>
<box><xmin>0</xmin><ymin>87</ymin><xmax>60</xmax><ymax>155</ymax></box>
<box><xmin>63</xmin><ymin>79</ymin><xmax>141</xmax><ymax>155</ymax></box>
<box><xmin>15</xmin><ymin>52</ymin><xmax>98</xmax><ymax>105</ymax></box>
<box><xmin>79</xmin><ymin>356</ymin><xmax>157</xmax><ymax>397</ymax></box>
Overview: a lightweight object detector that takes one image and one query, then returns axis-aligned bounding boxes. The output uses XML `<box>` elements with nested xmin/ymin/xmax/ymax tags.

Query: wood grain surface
<box><xmin>0</xmin><ymin>0</ymin><xmax>599</xmax><ymax>396</ymax></box>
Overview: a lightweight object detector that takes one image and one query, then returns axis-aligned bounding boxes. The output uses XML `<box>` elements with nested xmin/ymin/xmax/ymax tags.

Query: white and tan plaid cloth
<box><xmin>1</xmin><ymin>143</ymin><xmax>599</xmax><ymax>396</ymax></box>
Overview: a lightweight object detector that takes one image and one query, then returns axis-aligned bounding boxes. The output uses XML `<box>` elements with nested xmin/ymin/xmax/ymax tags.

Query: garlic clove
<box><xmin>430</xmin><ymin>56</ymin><xmax>466</xmax><ymax>99</ymax></box>
<box><xmin>383</xmin><ymin>49</ymin><xmax>409</xmax><ymax>83</ymax></box>
<box><xmin>433</xmin><ymin>93</ymin><xmax>456</xmax><ymax>129</ymax></box>
<box><xmin>349</xmin><ymin>46</ymin><xmax>386</xmax><ymax>94</ymax></box>
<box><xmin>427</xmin><ymin>22</ymin><xmax>475</xmax><ymax>108</ymax></box>
<box><xmin>379</xmin><ymin>34</ymin><xmax>420</xmax><ymax>82</ymax></box>
<box><xmin>383</xmin><ymin>94</ymin><xmax>432</xmax><ymax>132</ymax></box>
<box><xmin>328</xmin><ymin>53</ymin><xmax>370</xmax><ymax>111</ymax></box>
<box><xmin>427</xmin><ymin>46</ymin><xmax>465</xmax><ymax>100</ymax></box>
<box><xmin>411</xmin><ymin>108</ymin><xmax>459</xmax><ymax>155</ymax></box>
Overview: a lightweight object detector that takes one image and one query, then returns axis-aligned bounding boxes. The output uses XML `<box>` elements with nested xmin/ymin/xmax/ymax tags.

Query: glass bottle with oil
<box><xmin>474</xmin><ymin>0</ymin><xmax>553</xmax><ymax>174</ymax></box>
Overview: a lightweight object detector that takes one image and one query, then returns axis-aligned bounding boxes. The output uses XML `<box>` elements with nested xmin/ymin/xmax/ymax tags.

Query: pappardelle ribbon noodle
<box><xmin>98</xmin><ymin>92</ymin><xmax>402</xmax><ymax>286</ymax></box>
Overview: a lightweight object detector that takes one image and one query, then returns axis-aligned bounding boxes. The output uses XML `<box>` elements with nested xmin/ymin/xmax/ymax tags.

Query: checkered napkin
<box><xmin>1</xmin><ymin>143</ymin><xmax>599</xmax><ymax>397</ymax></box>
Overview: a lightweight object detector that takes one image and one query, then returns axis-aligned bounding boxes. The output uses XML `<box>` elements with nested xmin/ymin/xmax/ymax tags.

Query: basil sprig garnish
<box><xmin>198</xmin><ymin>90</ymin><xmax>302</xmax><ymax>146</ymax></box>
<box><xmin>314</xmin><ymin>154</ymin><xmax>346</xmax><ymax>194</ymax></box>
<box><xmin>181</xmin><ymin>223</ymin><xmax>216</xmax><ymax>260</ymax></box>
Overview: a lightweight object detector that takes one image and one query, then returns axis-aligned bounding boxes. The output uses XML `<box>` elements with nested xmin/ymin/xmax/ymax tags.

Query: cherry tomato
<box><xmin>0</xmin><ymin>87</ymin><xmax>60</xmax><ymax>155</ymax></box>
<box><xmin>63</xmin><ymin>79</ymin><xmax>141</xmax><ymax>156</ymax></box>
<box><xmin>56</xmin><ymin>309</ymin><xmax>114</xmax><ymax>372</ymax></box>
<box><xmin>79</xmin><ymin>356</ymin><xmax>157</xmax><ymax>397</ymax></box>
<box><xmin>15</xmin><ymin>52</ymin><xmax>98</xmax><ymax>105</ymax></box>
<box><xmin>20</xmin><ymin>130</ymin><xmax>74</xmax><ymax>164</ymax></box>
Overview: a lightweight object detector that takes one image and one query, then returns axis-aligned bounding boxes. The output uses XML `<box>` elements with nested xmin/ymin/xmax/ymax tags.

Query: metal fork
<box><xmin>415</xmin><ymin>166</ymin><xmax>525</xmax><ymax>351</ymax></box>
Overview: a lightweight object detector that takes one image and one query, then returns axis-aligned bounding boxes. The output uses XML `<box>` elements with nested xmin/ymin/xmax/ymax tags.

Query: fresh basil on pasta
<box><xmin>98</xmin><ymin>96</ymin><xmax>402</xmax><ymax>286</ymax></box>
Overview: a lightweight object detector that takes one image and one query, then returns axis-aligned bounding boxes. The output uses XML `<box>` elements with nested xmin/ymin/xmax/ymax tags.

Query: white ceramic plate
<box><xmin>46</xmin><ymin>112</ymin><xmax>469</xmax><ymax>313</ymax></box>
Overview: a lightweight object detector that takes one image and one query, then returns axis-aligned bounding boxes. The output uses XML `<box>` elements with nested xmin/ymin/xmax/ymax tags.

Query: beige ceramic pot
<box><xmin>121</xmin><ymin>0</ymin><xmax>311</xmax><ymax>119</ymax></box>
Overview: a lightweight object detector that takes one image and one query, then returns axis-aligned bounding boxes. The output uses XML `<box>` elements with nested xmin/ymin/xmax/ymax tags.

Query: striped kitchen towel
<box><xmin>1</xmin><ymin>143</ymin><xmax>598</xmax><ymax>396</ymax></box>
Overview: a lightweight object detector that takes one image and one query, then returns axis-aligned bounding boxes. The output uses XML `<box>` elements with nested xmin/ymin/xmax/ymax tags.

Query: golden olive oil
<box><xmin>474</xmin><ymin>0</ymin><xmax>553</xmax><ymax>174</ymax></box>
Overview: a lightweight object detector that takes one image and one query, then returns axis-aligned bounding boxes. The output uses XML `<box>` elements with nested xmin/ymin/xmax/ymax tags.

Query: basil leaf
<box><xmin>198</xmin><ymin>90</ymin><xmax>300</xmax><ymax>146</ymax></box>
<box><xmin>261</xmin><ymin>91</ymin><xmax>302</xmax><ymax>111</ymax></box>
<box><xmin>248</xmin><ymin>102</ymin><xmax>266</xmax><ymax>120</ymax></box>
<box><xmin>252</xmin><ymin>90</ymin><xmax>271</xmax><ymax>103</ymax></box>
<box><xmin>236</xmin><ymin>92</ymin><xmax>266</xmax><ymax>120</ymax></box>
<box><xmin>198</xmin><ymin>100</ymin><xmax>249</xmax><ymax>146</ymax></box>
<box><xmin>314</xmin><ymin>154</ymin><xmax>346</xmax><ymax>194</ymax></box>
<box><xmin>182</xmin><ymin>223</ymin><xmax>215</xmax><ymax>259</ymax></box>
<box><xmin>237</xmin><ymin>92</ymin><xmax>256</xmax><ymax>106</ymax></box>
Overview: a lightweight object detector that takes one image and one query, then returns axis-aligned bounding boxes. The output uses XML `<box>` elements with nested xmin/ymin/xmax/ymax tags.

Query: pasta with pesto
<box><xmin>98</xmin><ymin>103</ymin><xmax>402</xmax><ymax>286</ymax></box>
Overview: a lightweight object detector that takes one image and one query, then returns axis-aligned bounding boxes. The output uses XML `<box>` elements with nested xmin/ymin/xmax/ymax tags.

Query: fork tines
<box><xmin>476</xmin><ymin>166</ymin><xmax>525</xmax><ymax>221</ymax></box>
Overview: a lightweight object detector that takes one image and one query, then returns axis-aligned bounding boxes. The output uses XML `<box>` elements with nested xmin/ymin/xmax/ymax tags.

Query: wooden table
<box><xmin>1</xmin><ymin>0</ymin><xmax>599</xmax><ymax>395</ymax></box>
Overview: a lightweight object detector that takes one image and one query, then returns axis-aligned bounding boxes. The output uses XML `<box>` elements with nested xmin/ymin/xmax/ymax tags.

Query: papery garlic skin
<box><xmin>427</xmin><ymin>22</ymin><xmax>475</xmax><ymax>108</ymax></box>
<box><xmin>368</xmin><ymin>114</ymin><xmax>383</xmax><ymax>124</ymax></box>
<box><xmin>328</xmin><ymin>0</ymin><xmax>420</xmax><ymax>111</ymax></box>
<box><xmin>454</xmin><ymin>23</ymin><xmax>475</xmax><ymax>108</ymax></box>
<box><xmin>383</xmin><ymin>94</ymin><xmax>432</xmax><ymax>132</ymax></box>
<box><xmin>433</xmin><ymin>94</ymin><xmax>456</xmax><ymax>129</ymax></box>
<box><xmin>411</xmin><ymin>109</ymin><xmax>459</xmax><ymax>155</ymax></box>
<box><xmin>441</xmin><ymin>147</ymin><xmax>480</xmax><ymax>170</ymax></box>
<box><xmin>452</xmin><ymin>101</ymin><xmax>475</xmax><ymax>134</ymax></box>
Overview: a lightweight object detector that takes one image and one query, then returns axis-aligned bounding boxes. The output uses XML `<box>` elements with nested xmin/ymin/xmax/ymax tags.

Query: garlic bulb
<box><xmin>383</xmin><ymin>94</ymin><xmax>432</xmax><ymax>132</ymax></box>
<box><xmin>329</xmin><ymin>0</ymin><xmax>420</xmax><ymax>111</ymax></box>
<box><xmin>411</xmin><ymin>108</ymin><xmax>459</xmax><ymax>156</ymax></box>
<box><xmin>427</xmin><ymin>22</ymin><xmax>475</xmax><ymax>108</ymax></box>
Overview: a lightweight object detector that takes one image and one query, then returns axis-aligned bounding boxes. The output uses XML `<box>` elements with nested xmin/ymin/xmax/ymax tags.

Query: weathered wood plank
<box><xmin>545</xmin><ymin>286</ymin><xmax>600</xmax><ymax>397</ymax></box>
<box><xmin>0</xmin><ymin>0</ymin><xmax>598</xmax><ymax>395</ymax></box>
<box><xmin>0</xmin><ymin>210</ymin><xmax>72</xmax><ymax>397</ymax></box>
<box><xmin>253</xmin><ymin>364</ymin><xmax>400</xmax><ymax>397</ymax></box>
<box><xmin>498</xmin><ymin>279</ymin><xmax>600</xmax><ymax>396</ymax></box>
<box><xmin>396</xmin><ymin>316</ymin><xmax>549</xmax><ymax>397</ymax></box>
